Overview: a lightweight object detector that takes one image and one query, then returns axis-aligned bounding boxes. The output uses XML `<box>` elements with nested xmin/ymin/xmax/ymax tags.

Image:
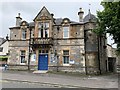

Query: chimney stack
<box><xmin>78</xmin><ymin>8</ymin><xmax>84</xmax><ymax>22</ymax></box>
<box><xmin>16</xmin><ymin>13</ymin><xmax>22</xmax><ymax>26</ymax></box>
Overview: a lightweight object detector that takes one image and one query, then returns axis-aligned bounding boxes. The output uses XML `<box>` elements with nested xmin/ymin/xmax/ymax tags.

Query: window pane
<box><xmin>63</xmin><ymin>56</ymin><xmax>69</xmax><ymax>64</ymax></box>
<box><xmin>63</xmin><ymin>50</ymin><xmax>69</xmax><ymax>55</ymax></box>
<box><xmin>45</xmin><ymin>29</ymin><xmax>48</xmax><ymax>38</ymax></box>
<box><xmin>38</xmin><ymin>29</ymin><xmax>41</xmax><ymax>37</ymax></box>
<box><xmin>38</xmin><ymin>22</ymin><xmax>49</xmax><ymax>38</ymax></box>
<box><xmin>41</xmin><ymin>25</ymin><xmax>43</xmax><ymax>38</ymax></box>
<box><xmin>42</xmin><ymin>50</ymin><xmax>45</xmax><ymax>53</ymax></box>
<box><xmin>21</xmin><ymin>56</ymin><xmax>25</xmax><ymax>63</ymax></box>
<box><xmin>21</xmin><ymin>50</ymin><xmax>26</xmax><ymax>63</ymax></box>
<box><xmin>38</xmin><ymin>23</ymin><xmax>42</xmax><ymax>28</ymax></box>
<box><xmin>63</xmin><ymin>26</ymin><xmax>69</xmax><ymax>38</ymax></box>
<box><xmin>0</xmin><ymin>47</ymin><xmax>3</xmax><ymax>52</ymax></box>
<box><xmin>45</xmin><ymin>23</ymin><xmax>49</xmax><ymax>28</ymax></box>
<box><xmin>46</xmin><ymin>50</ymin><xmax>48</xmax><ymax>53</ymax></box>
<box><xmin>22</xmin><ymin>29</ymin><xmax>26</xmax><ymax>39</ymax></box>
<box><xmin>21</xmin><ymin>51</ymin><xmax>25</xmax><ymax>55</ymax></box>
<box><xmin>39</xmin><ymin>50</ymin><xmax>41</xmax><ymax>54</ymax></box>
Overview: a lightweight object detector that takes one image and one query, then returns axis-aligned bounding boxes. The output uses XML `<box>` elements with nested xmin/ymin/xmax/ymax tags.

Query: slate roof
<box><xmin>29</xmin><ymin>22</ymin><xmax>35</xmax><ymax>27</ymax></box>
<box><xmin>83</xmin><ymin>9</ymin><xmax>97</xmax><ymax>23</ymax></box>
<box><xmin>28</xmin><ymin>18</ymin><xmax>82</xmax><ymax>26</ymax></box>
<box><xmin>54</xmin><ymin>18</ymin><xmax>63</xmax><ymax>25</ymax></box>
<box><xmin>54</xmin><ymin>18</ymin><xmax>82</xmax><ymax>25</ymax></box>
<box><xmin>0</xmin><ymin>38</ymin><xmax>6</xmax><ymax>46</ymax></box>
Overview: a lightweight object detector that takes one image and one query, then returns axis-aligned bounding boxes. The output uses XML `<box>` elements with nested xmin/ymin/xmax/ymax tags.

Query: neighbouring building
<box><xmin>8</xmin><ymin>6</ymin><xmax>107</xmax><ymax>74</ymax></box>
<box><xmin>107</xmin><ymin>44</ymin><xmax>120</xmax><ymax>73</ymax></box>
<box><xmin>0</xmin><ymin>37</ymin><xmax>9</xmax><ymax>65</ymax></box>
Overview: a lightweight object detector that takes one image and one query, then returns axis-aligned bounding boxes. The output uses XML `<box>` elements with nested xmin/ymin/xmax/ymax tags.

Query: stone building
<box><xmin>8</xmin><ymin>6</ymin><xmax>107</xmax><ymax>74</ymax></box>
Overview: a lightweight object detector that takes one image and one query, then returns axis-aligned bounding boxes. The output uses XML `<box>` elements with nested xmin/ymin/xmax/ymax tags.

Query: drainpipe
<box><xmin>28</xmin><ymin>27</ymin><xmax>32</xmax><ymax>71</ymax></box>
<box><xmin>84</xmin><ymin>30</ymin><xmax>88</xmax><ymax>75</ymax></box>
<box><xmin>98</xmin><ymin>35</ymin><xmax>101</xmax><ymax>74</ymax></box>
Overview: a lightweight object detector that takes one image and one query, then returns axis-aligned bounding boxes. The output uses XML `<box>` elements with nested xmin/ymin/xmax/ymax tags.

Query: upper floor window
<box><xmin>22</xmin><ymin>29</ymin><xmax>27</xmax><ymax>39</ymax></box>
<box><xmin>63</xmin><ymin>26</ymin><xmax>69</xmax><ymax>38</ymax></box>
<box><xmin>38</xmin><ymin>22</ymin><xmax>49</xmax><ymax>38</ymax></box>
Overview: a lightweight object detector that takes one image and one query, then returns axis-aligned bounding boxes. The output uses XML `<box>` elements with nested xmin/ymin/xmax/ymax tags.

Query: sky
<box><xmin>0</xmin><ymin>0</ymin><xmax>117</xmax><ymax>48</ymax></box>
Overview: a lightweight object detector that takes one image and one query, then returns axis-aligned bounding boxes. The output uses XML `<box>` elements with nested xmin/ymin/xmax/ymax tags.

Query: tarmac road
<box><xmin>1</xmin><ymin>80</ymin><xmax>118</xmax><ymax>90</ymax></box>
<box><xmin>1</xmin><ymin>70</ymin><xmax>119</xmax><ymax>90</ymax></box>
<box><xmin>1</xmin><ymin>80</ymin><xmax>59</xmax><ymax>88</ymax></box>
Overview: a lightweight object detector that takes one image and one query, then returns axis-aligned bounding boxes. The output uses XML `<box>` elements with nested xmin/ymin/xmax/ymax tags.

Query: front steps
<box><xmin>33</xmin><ymin>70</ymin><xmax>48</xmax><ymax>74</ymax></box>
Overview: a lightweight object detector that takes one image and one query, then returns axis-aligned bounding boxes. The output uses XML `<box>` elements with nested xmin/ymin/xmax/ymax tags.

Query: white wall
<box><xmin>0</xmin><ymin>41</ymin><xmax>9</xmax><ymax>55</ymax></box>
<box><xmin>107</xmin><ymin>44</ymin><xmax>116</xmax><ymax>57</ymax></box>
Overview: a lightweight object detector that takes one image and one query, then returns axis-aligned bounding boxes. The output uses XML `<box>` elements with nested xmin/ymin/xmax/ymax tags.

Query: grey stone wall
<box><xmin>9</xmin><ymin>41</ymin><xmax>29</xmax><ymax>47</ymax></box>
<box><xmin>8</xmin><ymin>46</ymin><xmax>29</xmax><ymax>65</ymax></box>
<box><xmin>85</xmin><ymin>30</ymin><xmax>98</xmax><ymax>52</ymax></box>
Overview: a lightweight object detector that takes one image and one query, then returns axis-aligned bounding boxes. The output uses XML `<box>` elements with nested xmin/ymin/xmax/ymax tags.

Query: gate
<box><xmin>38</xmin><ymin>54</ymin><xmax>48</xmax><ymax>70</ymax></box>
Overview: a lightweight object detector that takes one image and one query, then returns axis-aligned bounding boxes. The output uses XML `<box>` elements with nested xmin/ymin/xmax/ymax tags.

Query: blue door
<box><xmin>38</xmin><ymin>54</ymin><xmax>48</xmax><ymax>70</ymax></box>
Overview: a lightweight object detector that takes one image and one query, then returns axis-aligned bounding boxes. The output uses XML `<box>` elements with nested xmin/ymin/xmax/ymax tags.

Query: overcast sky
<box><xmin>0</xmin><ymin>0</ymin><xmax>117</xmax><ymax>48</ymax></box>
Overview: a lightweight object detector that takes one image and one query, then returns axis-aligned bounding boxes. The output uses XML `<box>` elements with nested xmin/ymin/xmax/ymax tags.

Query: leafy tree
<box><xmin>94</xmin><ymin>0</ymin><xmax>120</xmax><ymax>53</ymax></box>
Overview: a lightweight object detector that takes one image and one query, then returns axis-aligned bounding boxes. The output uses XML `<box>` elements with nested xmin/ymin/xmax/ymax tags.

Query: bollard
<box><xmin>4</xmin><ymin>64</ymin><xmax>8</xmax><ymax>70</ymax></box>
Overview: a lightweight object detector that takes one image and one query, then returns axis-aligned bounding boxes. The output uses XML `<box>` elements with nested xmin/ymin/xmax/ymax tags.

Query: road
<box><xmin>1</xmin><ymin>70</ymin><xmax>119</xmax><ymax>90</ymax></box>
<box><xmin>1</xmin><ymin>80</ymin><xmax>118</xmax><ymax>90</ymax></box>
<box><xmin>1</xmin><ymin>80</ymin><xmax>59</xmax><ymax>88</ymax></box>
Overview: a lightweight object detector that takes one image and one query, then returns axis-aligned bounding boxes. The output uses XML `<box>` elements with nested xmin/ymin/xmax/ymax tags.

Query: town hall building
<box><xmin>8</xmin><ymin>6</ymin><xmax>107</xmax><ymax>74</ymax></box>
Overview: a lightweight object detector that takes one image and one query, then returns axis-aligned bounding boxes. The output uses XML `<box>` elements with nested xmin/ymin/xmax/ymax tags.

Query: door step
<box><xmin>33</xmin><ymin>70</ymin><xmax>48</xmax><ymax>74</ymax></box>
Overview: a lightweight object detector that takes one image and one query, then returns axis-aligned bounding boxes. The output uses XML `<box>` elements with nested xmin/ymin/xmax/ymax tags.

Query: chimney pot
<box><xmin>78</xmin><ymin>8</ymin><xmax>84</xmax><ymax>22</ymax></box>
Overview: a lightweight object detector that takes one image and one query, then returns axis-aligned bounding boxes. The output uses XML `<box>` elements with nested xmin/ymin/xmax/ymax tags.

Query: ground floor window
<box><xmin>20</xmin><ymin>50</ymin><xmax>26</xmax><ymax>63</ymax></box>
<box><xmin>63</xmin><ymin>50</ymin><xmax>69</xmax><ymax>64</ymax></box>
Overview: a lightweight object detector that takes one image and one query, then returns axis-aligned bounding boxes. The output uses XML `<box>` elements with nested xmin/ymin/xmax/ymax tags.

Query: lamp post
<box><xmin>28</xmin><ymin>26</ymin><xmax>32</xmax><ymax>71</ymax></box>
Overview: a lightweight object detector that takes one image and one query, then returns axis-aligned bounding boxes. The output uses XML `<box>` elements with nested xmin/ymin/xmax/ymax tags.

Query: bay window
<box><xmin>38</xmin><ymin>22</ymin><xmax>49</xmax><ymax>38</ymax></box>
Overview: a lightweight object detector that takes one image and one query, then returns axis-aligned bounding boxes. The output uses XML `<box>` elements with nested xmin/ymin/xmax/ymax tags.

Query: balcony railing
<box><xmin>31</xmin><ymin>37</ymin><xmax>53</xmax><ymax>45</ymax></box>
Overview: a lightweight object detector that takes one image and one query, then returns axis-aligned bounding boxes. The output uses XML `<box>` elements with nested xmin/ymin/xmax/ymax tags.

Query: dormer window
<box><xmin>22</xmin><ymin>29</ymin><xmax>27</xmax><ymax>40</ymax></box>
<box><xmin>63</xmin><ymin>26</ymin><xmax>69</xmax><ymax>38</ymax></box>
<box><xmin>38</xmin><ymin>22</ymin><xmax>49</xmax><ymax>38</ymax></box>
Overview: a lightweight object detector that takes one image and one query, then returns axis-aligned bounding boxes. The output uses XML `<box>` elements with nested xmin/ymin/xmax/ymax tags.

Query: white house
<box><xmin>0</xmin><ymin>39</ymin><xmax>9</xmax><ymax>64</ymax></box>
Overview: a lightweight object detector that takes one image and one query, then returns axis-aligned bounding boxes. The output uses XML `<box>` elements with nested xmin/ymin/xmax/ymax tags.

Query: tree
<box><xmin>94</xmin><ymin>0</ymin><xmax>120</xmax><ymax>53</ymax></box>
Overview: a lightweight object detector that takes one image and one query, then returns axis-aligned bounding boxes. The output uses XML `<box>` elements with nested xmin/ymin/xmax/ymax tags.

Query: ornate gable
<box><xmin>34</xmin><ymin>6</ymin><xmax>52</xmax><ymax>21</ymax></box>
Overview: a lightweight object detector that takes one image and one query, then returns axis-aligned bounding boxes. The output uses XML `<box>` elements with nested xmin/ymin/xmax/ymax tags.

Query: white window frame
<box><xmin>38</xmin><ymin>22</ymin><xmax>49</xmax><ymax>38</ymax></box>
<box><xmin>22</xmin><ymin>29</ymin><xmax>27</xmax><ymax>40</ymax></box>
<box><xmin>63</xmin><ymin>50</ymin><xmax>70</xmax><ymax>66</ymax></box>
<box><xmin>20</xmin><ymin>50</ymin><xmax>26</xmax><ymax>65</ymax></box>
<box><xmin>63</xmin><ymin>26</ymin><xmax>69</xmax><ymax>38</ymax></box>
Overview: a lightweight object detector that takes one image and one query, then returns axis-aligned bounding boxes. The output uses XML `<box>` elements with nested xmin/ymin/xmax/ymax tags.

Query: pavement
<box><xmin>1</xmin><ymin>70</ymin><xmax>119</xmax><ymax>89</ymax></box>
